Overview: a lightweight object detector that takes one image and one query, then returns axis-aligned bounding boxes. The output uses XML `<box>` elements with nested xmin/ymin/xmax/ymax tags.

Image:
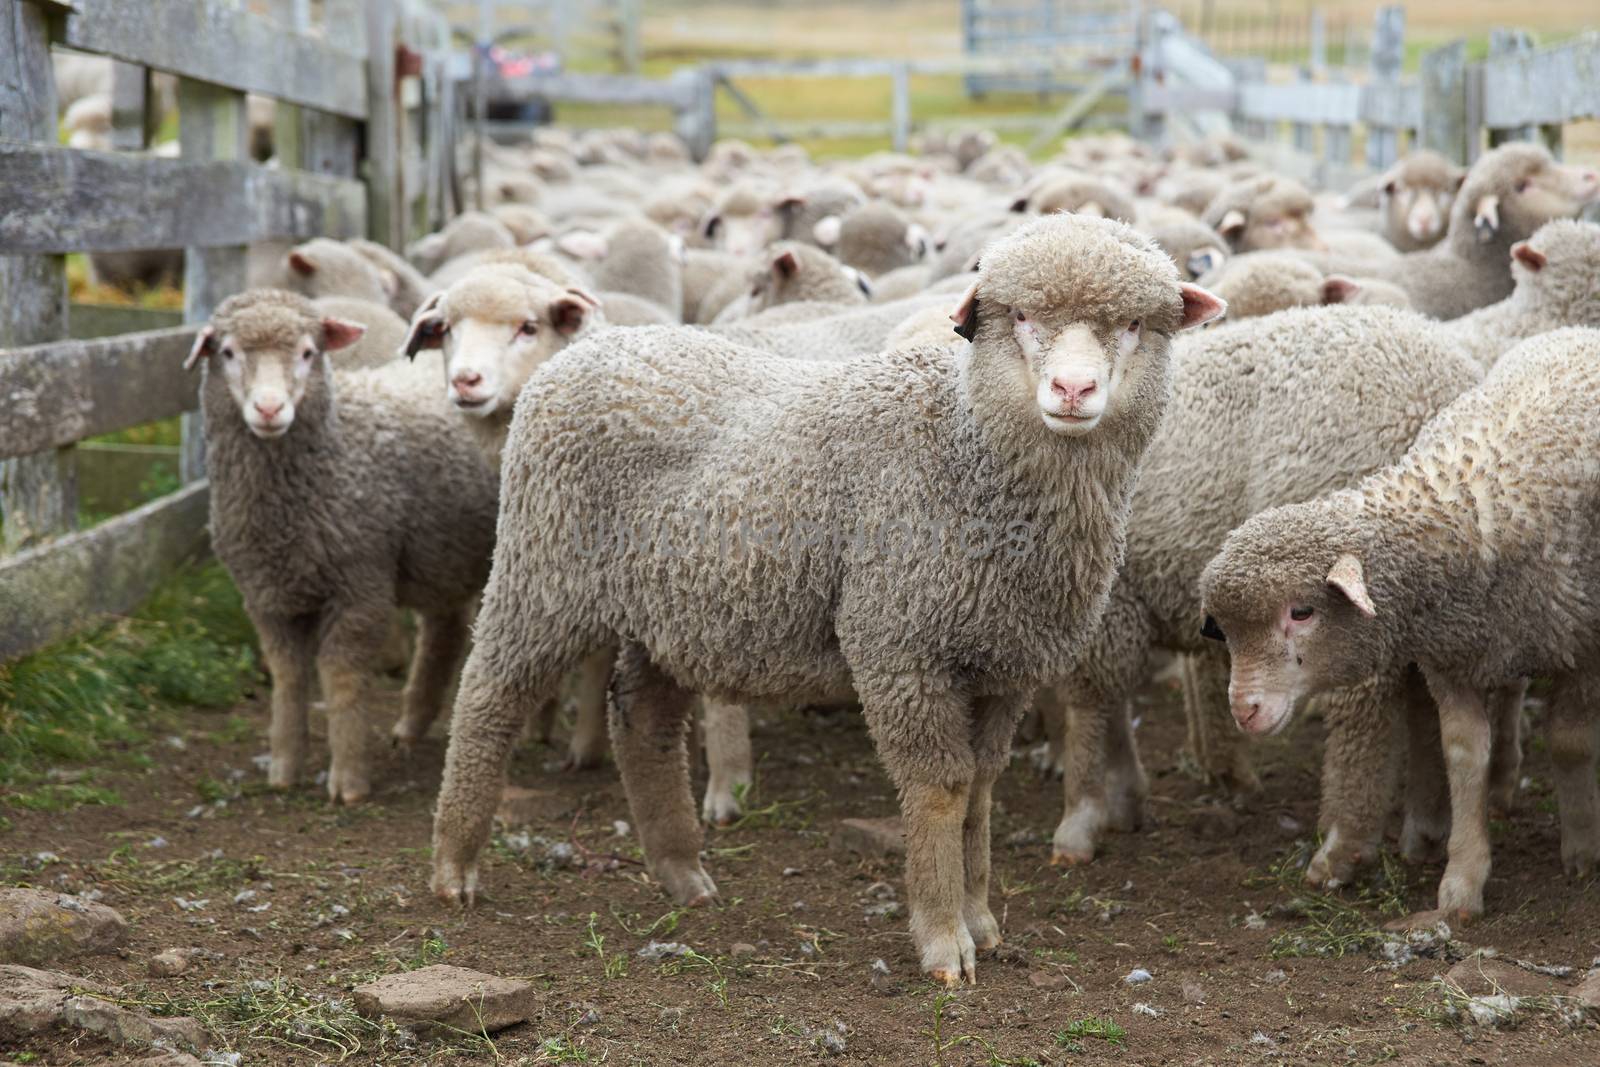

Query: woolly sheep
<box><xmin>712</xmin><ymin>291</ymin><xmax>951</xmax><ymax>361</ymax></box>
<box><xmin>1013</xmin><ymin>172</ymin><xmax>1137</xmax><ymax>223</ymax></box>
<box><xmin>188</xmin><ymin>290</ymin><xmax>498</xmax><ymax>802</ymax></box>
<box><xmin>1200</xmin><ymin>253</ymin><xmax>1373</xmax><ymax>321</ymax></box>
<box><xmin>1143</xmin><ymin>211</ymin><xmax>1229</xmax><ymax>280</ymax></box>
<box><xmin>346</xmin><ymin>239</ymin><xmax>434</xmax><ymax>321</ymax></box>
<box><xmin>1044</xmin><ymin>306</ymin><xmax>1482</xmax><ymax>887</ymax></box>
<box><xmin>712</xmin><ymin>242</ymin><xmax>871</xmax><ymax>323</ymax></box>
<box><xmin>1199</xmin><ymin>327</ymin><xmax>1600</xmax><ymax>919</ymax></box>
<box><xmin>309</xmin><ymin>297</ymin><xmax>408</xmax><ymax>369</ymax></box>
<box><xmin>560</xmin><ymin>219</ymin><xmax>685</xmax><ymax>321</ymax></box>
<box><xmin>408</xmin><ymin>212</ymin><xmax>517</xmax><ymax>276</ymax></box>
<box><xmin>833</xmin><ymin>202</ymin><xmax>930</xmax><ymax>279</ymax></box>
<box><xmin>1348</xmin><ymin>150</ymin><xmax>1464</xmax><ymax>252</ymax></box>
<box><xmin>282</xmin><ymin>239</ymin><xmax>392</xmax><ymax>309</ymax></box>
<box><xmin>1439</xmin><ymin>219</ymin><xmax>1600</xmax><ymax>371</ymax></box>
<box><xmin>1203</xmin><ymin>173</ymin><xmax>1324</xmax><ymax>253</ymax></box>
<box><xmin>427</xmin><ymin>215</ymin><xmax>1224</xmax><ymax>986</ymax></box>
<box><xmin>776</xmin><ymin>181</ymin><xmax>868</xmax><ymax>248</ymax></box>
<box><xmin>490</xmin><ymin>204</ymin><xmax>554</xmax><ymax>246</ymax></box>
<box><xmin>1301</xmin><ymin>144</ymin><xmax>1600</xmax><ymax>320</ymax></box>
<box><xmin>683</xmin><ymin>249</ymin><xmax>749</xmax><ymax>324</ymax></box>
<box><xmin>697</xmin><ymin>181</ymin><xmax>782</xmax><ymax>256</ymax></box>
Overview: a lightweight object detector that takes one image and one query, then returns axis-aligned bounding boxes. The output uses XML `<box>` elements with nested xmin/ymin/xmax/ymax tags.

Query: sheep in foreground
<box><xmin>1043</xmin><ymin>306</ymin><xmax>1482</xmax><ymax>885</ymax></box>
<box><xmin>1301</xmin><ymin>144</ymin><xmax>1600</xmax><ymax>320</ymax></box>
<box><xmin>1439</xmin><ymin>219</ymin><xmax>1600</xmax><ymax>371</ymax></box>
<box><xmin>1200</xmin><ymin>327</ymin><xmax>1600</xmax><ymax>920</ymax></box>
<box><xmin>428</xmin><ymin>215</ymin><xmax>1224</xmax><ymax>985</ymax></box>
<box><xmin>188</xmin><ymin>290</ymin><xmax>498</xmax><ymax>802</ymax></box>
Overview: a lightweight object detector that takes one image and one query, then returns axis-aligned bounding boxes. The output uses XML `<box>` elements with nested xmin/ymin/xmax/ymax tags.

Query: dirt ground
<box><xmin>4</xmin><ymin>673</ymin><xmax>1599</xmax><ymax>1066</ymax></box>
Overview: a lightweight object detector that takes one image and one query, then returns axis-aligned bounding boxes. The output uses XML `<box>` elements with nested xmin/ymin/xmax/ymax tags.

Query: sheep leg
<box><xmin>258</xmin><ymin>616</ymin><xmax>315</xmax><ymax>791</ymax></box>
<box><xmin>561</xmin><ymin>644</ymin><xmax>615</xmax><ymax>770</ymax></box>
<box><xmin>1104</xmin><ymin>697</ymin><xmax>1148</xmax><ymax>833</ymax></box>
<box><xmin>391</xmin><ymin>607</ymin><xmax>471</xmax><ymax>747</ymax></box>
<box><xmin>1400</xmin><ymin>667</ymin><xmax>1450</xmax><ymax>865</ymax></box>
<box><xmin>1547</xmin><ymin>673</ymin><xmax>1600</xmax><ymax>878</ymax></box>
<box><xmin>700</xmin><ymin>699</ymin><xmax>753</xmax><ymax>826</ymax></box>
<box><xmin>522</xmin><ymin>696</ymin><xmax>559</xmax><ymax>746</ymax></box>
<box><xmin>1307</xmin><ymin>671</ymin><xmax>1404</xmax><ymax>888</ymax></box>
<box><xmin>316</xmin><ymin>600</ymin><xmax>394</xmax><ymax>805</ymax></box>
<box><xmin>962</xmin><ymin>692</ymin><xmax>1028</xmax><ymax>955</ymax></box>
<box><xmin>1035</xmin><ymin>688</ymin><xmax>1064</xmax><ymax>778</ymax></box>
<box><xmin>1423</xmin><ymin>669</ymin><xmax>1492</xmax><ymax>920</ymax></box>
<box><xmin>1487</xmin><ymin>681</ymin><xmax>1526</xmax><ymax>815</ymax></box>
<box><xmin>1051</xmin><ymin>690</ymin><xmax>1111</xmax><ymax>865</ymax></box>
<box><xmin>609</xmin><ymin>642</ymin><xmax>717</xmax><ymax>906</ymax></box>
<box><xmin>433</xmin><ymin>600</ymin><xmax>588</xmax><ymax>904</ymax></box>
<box><xmin>1189</xmin><ymin>647</ymin><xmax>1260</xmax><ymax>794</ymax></box>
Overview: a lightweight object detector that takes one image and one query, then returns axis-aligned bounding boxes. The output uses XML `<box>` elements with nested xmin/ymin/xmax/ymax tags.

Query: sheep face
<box><xmin>1383</xmin><ymin>177</ymin><xmax>1453</xmax><ymax>247</ymax></box>
<box><xmin>1198</xmin><ymin>505</ymin><xmax>1384</xmax><ymax>737</ymax></box>
<box><xmin>746</xmin><ymin>243</ymin><xmax>869</xmax><ymax>314</ymax></box>
<box><xmin>955</xmin><ymin>215</ymin><xmax>1224</xmax><ymax>438</ymax></box>
<box><xmin>185</xmin><ymin>296</ymin><xmax>366</xmax><ymax>439</ymax></box>
<box><xmin>402</xmin><ymin>266</ymin><xmax>599</xmax><ymax>418</ymax></box>
<box><xmin>1457</xmin><ymin>146</ymin><xmax>1600</xmax><ymax>247</ymax></box>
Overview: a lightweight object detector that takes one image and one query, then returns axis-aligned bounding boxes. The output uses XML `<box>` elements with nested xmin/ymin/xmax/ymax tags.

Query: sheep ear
<box><xmin>1326</xmin><ymin>553</ymin><xmax>1376</xmax><ymax>618</ymax></box>
<box><xmin>950</xmin><ymin>280</ymin><xmax>980</xmax><ymax>342</ymax></box>
<box><xmin>812</xmin><ymin>215</ymin><xmax>842</xmax><ymax>247</ymax></box>
<box><xmin>556</xmin><ymin>230</ymin><xmax>608</xmax><ymax>260</ymax></box>
<box><xmin>776</xmin><ymin>194</ymin><xmax>806</xmax><ymax>219</ymax></box>
<box><xmin>184</xmin><ymin>325</ymin><xmax>216</xmax><ymax>371</ymax></box>
<box><xmin>1321</xmin><ymin>275</ymin><xmax>1360</xmax><ymax>304</ymax></box>
<box><xmin>905</xmin><ymin>222</ymin><xmax>930</xmax><ymax>259</ymax></box>
<box><xmin>287</xmin><ymin>250</ymin><xmax>317</xmax><ymax>276</ymax></box>
<box><xmin>551</xmin><ymin>287</ymin><xmax>600</xmax><ymax>336</ymax></box>
<box><xmin>1511</xmin><ymin>241</ymin><xmax>1547</xmax><ymax>272</ymax></box>
<box><xmin>772</xmin><ymin>249</ymin><xmax>800</xmax><ymax>280</ymax></box>
<box><xmin>700</xmin><ymin>213</ymin><xmax>722</xmax><ymax>240</ymax></box>
<box><xmin>1217</xmin><ymin>209</ymin><xmax>1247</xmax><ymax>241</ymax></box>
<box><xmin>1177</xmin><ymin>283</ymin><xmax>1226</xmax><ymax>330</ymax></box>
<box><xmin>321</xmin><ymin>317</ymin><xmax>367</xmax><ymax>352</ymax></box>
<box><xmin>402</xmin><ymin>293</ymin><xmax>447</xmax><ymax>359</ymax></box>
<box><xmin>1008</xmin><ymin>195</ymin><xmax>1029</xmax><ymax>213</ymax></box>
<box><xmin>376</xmin><ymin>267</ymin><xmax>399</xmax><ymax>299</ymax></box>
<box><xmin>1473</xmin><ymin>194</ymin><xmax>1501</xmax><ymax>243</ymax></box>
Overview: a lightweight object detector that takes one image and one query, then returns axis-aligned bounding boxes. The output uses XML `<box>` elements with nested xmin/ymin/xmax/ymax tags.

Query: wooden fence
<box><xmin>0</xmin><ymin>0</ymin><xmax>457</xmax><ymax>662</ymax></box>
<box><xmin>1143</xmin><ymin>6</ymin><xmax>1600</xmax><ymax>187</ymax></box>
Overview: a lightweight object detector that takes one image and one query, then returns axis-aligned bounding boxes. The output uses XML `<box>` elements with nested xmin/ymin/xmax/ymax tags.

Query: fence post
<box><xmin>1364</xmin><ymin>4</ymin><xmax>1404</xmax><ymax>169</ymax></box>
<box><xmin>890</xmin><ymin>63</ymin><xmax>910</xmax><ymax>153</ymax></box>
<box><xmin>1308</xmin><ymin>8</ymin><xmax>1326</xmax><ymax>78</ymax></box>
<box><xmin>365</xmin><ymin>0</ymin><xmax>400</xmax><ymax>247</ymax></box>
<box><xmin>1</xmin><ymin>0</ymin><xmax>76</xmax><ymax>555</ymax></box>
<box><xmin>1486</xmin><ymin>29</ymin><xmax>1536</xmax><ymax>149</ymax></box>
<box><xmin>1419</xmin><ymin>40</ymin><xmax>1468</xmax><ymax>164</ymax></box>
<box><xmin>109</xmin><ymin>62</ymin><xmax>152</xmax><ymax>151</ymax></box>
<box><xmin>671</xmin><ymin>67</ymin><xmax>715</xmax><ymax>162</ymax></box>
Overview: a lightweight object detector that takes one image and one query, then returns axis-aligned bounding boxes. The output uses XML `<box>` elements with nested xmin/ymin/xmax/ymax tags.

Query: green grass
<box><xmin>1054</xmin><ymin>1017</ymin><xmax>1127</xmax><ymax>1051</ymax></box>
<box><xmin>0</xmin><ymin>561</ymin><xmax>257</xmax><ymax>801</ymax></box>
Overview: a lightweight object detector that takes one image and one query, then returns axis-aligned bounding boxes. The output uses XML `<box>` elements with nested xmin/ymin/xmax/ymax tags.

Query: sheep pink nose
<box><xmin>452</xmin><ymin>371</ymin><xmax>483</xmax><ymax>390</ymax></box>
<box><xmin>254</xmin><ymin>399</ymin><xmax>283</xmax><ymax>421</ymax></box>
<box><xmin>1050</xmin><ymin>377</ymin><xmax>1097</xmax><ymax>404</ymax></box>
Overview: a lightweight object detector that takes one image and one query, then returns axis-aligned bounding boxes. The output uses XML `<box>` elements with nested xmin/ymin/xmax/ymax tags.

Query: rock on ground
<box><xmin>352</xmin><ymin>964</ymin><xmax>535</xmax><ymax>1033</ymax></box>
<box><xmin>0</xmin><ymin>964</ymin><xmax>207</xmax><ymax>1049</ymax></box>
<box><xmin>0</xmin><ymin>889</ymin><xmax>127</xmax><ymax>966</ymax></box>
<box><xmin>831</xmin><ymin>817</ymin><xmax>905</xmax><ymax>857</ymax></box>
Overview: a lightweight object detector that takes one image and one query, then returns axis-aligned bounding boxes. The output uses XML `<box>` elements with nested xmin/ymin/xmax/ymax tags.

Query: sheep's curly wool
<box><xmin>430</xmin><ymin>215</ymin><xmax>1193</xmax><ymax>984</ymax></box>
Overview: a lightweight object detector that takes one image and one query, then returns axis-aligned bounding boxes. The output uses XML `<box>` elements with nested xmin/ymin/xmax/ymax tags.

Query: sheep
<box><xmin>682</xmin><ymin>249</ymin><xmax>749</xmax><ymax>324</ymax></box>
<box><xmin>346</xmin><ymin>239</ymin><xmax>434</xmax><ymax>321</ymax></box>
<box><xmin>882</xmin><ymin>303</ymin><xmax>962</xmax><ymax>352</ymax></box>
<box><xmin>408</xmin><ymin>212</ymin><xmax>517</xmax><ymax>276</ymax></box>
<box><xmin>488</xmin><ymin>204</ymin><xmax>553</xmax><ymax>246</ymax></box>
<box><xmin>1142</xmin><ymin>211</ymin><xmax>1229</xmax><ymax>280</ymax></box>
<box><xmin>1198</xmin><ymin>327</ymin><xmax>1600</xmax><ymax>920</ymax></box>
<box><xmin>712</xmin><ymin>291</ymin><xmax>954</xmax><ymax>361</ymax></box>
<box><xmin>431</xmin><ymin>246</ymin><xmax>586</xmax><ymax>292</ymax></box>
<box><xmin>426</xmin><ymin>215</ymin><xmax>1224</xmax><ymax>986</ymax></box>
<box><xmin>870</xmin><ymin>263</ymin><xmax>936</xmax><ymax>303</ymax></box>
<box><xmin>564</xmin><ymin>219</ymin><xmax>685</xmax><ymax>322</ymax></box>
<box><xmin>1300</xmin><ymin>144</ymin><xmax>1600</xmax><ymax>320</ymax></box>
<box><xmin>1439</xmin><ymin>219</ymin><xmax>1600</xmax><ymax>371</ymax></box>
<box><xmin>1013</xmin><ymin>172</ymin><xmax>1138</xmax><ymax>223</ymax></box>
<box><xmin>1347</xmin><ymin>150</ymin><xmax>1464</xmax><ymax>253</ymax></box>
<box><xmin>833</xmin><ymin>202</ymin><xmax>930</xmax><ymax>279</ymax></box>
<box><xmin>711</xmin><ymin>242</ymin><xmax>871</xmax><ymax>323</ymax></box>
<box><xmin>187</xmin><ymin>290</ymin><xmax>498</xmax><ymax>803</ymax></box>
<box><xmin>309</xmin><ymin>297</ymin><xmax>408</xmax><ymax>369</ymax></box>
<box><xmin>1199</xmin><ymin>253</ymin><xmax>1394</xmax><ymax>321</ymax></box>
<box><xmin>776</xmin><ymin>181</ymin><xmax>868</xmax><ymax>248</ymax></box>
<box><xmin>282</xmin><ymin>239</ymin><xmax>393</xmax><ymax>309</ymax></box>
<box><xmin>1043</xmin><ymin>306</ymin><xmax>1482</xmax><ymax>886</ymax></box>
<box><xmin>1203</xmin><ymin>173</ymin><xmax>1324</xmax><ymax>252</ymax></box>
<box><xmin>697</xmin><ymin>181</ymin><xmax>782</xmax><ymax>256</ymax></box>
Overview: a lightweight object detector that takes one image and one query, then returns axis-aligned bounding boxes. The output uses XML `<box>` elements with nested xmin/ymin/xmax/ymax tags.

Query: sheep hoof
<box><xmin>1048</xmin><ymin>849</ymin><xmax>1094</xmax><ymax>867</ymax></box>
<box><xmin>701</xmin><ymin>794</ymin><xmax>743</xmax><ymax>827</ymax></box>
<box><xmin>1561</xmin><ymin>843</ymin><xmax>1600</xmax><ymax>879</ymax></box>
<box><xmin>964</xmin><ymin>905</ymin><xmax>1002</xmax><ymax>952</ymax></box>
<box><xmin>559</xmin><ymin>749</ymin><xmax>605</xmax><ymax>772</ymax></box>
<box><xmin>431</xmin><ymin>856</ymin><xmax>480</xmax><ymax>907</ymax></box>
<box><xmin>657</xmin><ymin>862</ymin><xmax>719</xmax><ymax>907</ymax></box>
<box><xmin>921</xmin><ymin>927</ymin><xmax>978</xmax><ymax>988</ymax></box>
<box><xmin>390</xmin><ymin>722</ymin><xmax>424</xmax><ymax>750</ymax></box>
<box><xmin>327</xmin><ymin>767</ymin><xmax>371</xmax><ymax>806</ymax></box>
<box><xmin>1489</xmin><ymin>786</ymin><xmax>1518</xmax><ymax>817</ymax></box>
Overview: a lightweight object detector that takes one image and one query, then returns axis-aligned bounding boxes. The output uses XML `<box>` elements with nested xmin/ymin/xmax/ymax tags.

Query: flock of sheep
<box><xmin>170</xmin><ymin>117</ymin><xmax>1600</xmax><ymax>987</ymax></box>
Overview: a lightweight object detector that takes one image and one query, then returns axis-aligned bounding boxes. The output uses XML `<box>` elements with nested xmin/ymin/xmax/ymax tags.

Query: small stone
<box><xmin>352</xmin><ymin>965</ymin><xmax>535</xmax><ymax>1034</ymax></box>
<box><xmin>1445</xmin><ymin>957</ymin><xmax>1565</xmax><ymax>999</ymax></box>
<box><xmin>149</xmin><ymin>948</ymin><xmax>197</xmax><ymax>977</ymax></box>
<box><xmin>1123</xmin><ymin>967</ymin><xmax>1153</xmax><ymax>985</ymax></box>
<box><xmin>1263</xmin><ymin>968</ymin><xmax>1288</xmax><ymax>984</ymax></box>
<box><xmin>782</xmin><ymin>867</ymin><xmax>803</xmax><ymax>877</ymax></box>
<box><xmin>1277</xmin><ymin>814</ymin><xmax>1303</xmax><ymax>833</ymax></box>
<box><xmin>1028</xmin><ymin>970</ymin><xmax>1068</xmax><ymax>991</ymax></box>
<box><xmin>1182</xmin><ymin>980</ymin><xmax>1206</xmax><ymax>1004</ymax></box>
<box><xmin>729</xmin><ymin>942</ymin><xmax>758</xmax><ymax>959</ymax></box>
<box><xmin>815</xmin><ymin>1030</ymin><xmax>847</xmax><ymax>1055</ymax></box>
<box><xmin>612</xmin><ymin>820</ymin><xmax>630</xmax><ymax>837</ymax></box>
<box><xmin>576</xmin><ymin>1005</ymin><xmax>602</xmax><ymax>1026</ymax></box>
<box><xmin>865</xmin><ymin>881</ymin><xmax>897</xmax><ymax>900</ymax></box>
<box><xmin>658</xmin><ymin>1005</ymin><xmax>685</xmax><ymax>1029</ymax></box>
<box><xmin>637</xmin><ymin>941</ymin><xmax>692</xmax><ymax>960</ymax></box>
<box><xmin>232</xmin><ymin>890</ymin><xmax>257</xmax><ymax>906</ymax></box>
<box><xmin>831</xmin><ymin>817</ymin><xmax>906</xmax><ymax>857</ymax></box>
<box><xmin>1133</xmin><ymin>1001</ymin><xmax>1161</xmax><ymax>1017</ymax></box>
<box><xmin>494</xmin><ymin>785</ymin><xmax>568</xmax><ymax>826</ymax></box>
<box><xmin>1575</xmin><ymin>968</ymin><xmax>1600</xmax><ymax>1010</ymax></box>
<box><xmin>0</xmin><ymin>964</ymin><xmax>206</xmax><ymax>1048</ymax></box>
<box><xmin>173</xmin><ymin>897</ymin><xmax>209</xmax><ymax>913</ymax></box>
<box><xmin>0</xmin><ymin>889</ymin><xmax>127</xmax><ymax>966</ymax></box>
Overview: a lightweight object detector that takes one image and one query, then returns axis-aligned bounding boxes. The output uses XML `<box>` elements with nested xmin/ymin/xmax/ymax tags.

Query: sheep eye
<box><xmin>518</xmin><ymin>321</ymin><xmax>538</xmax><ymax>337</ymax></box>
<box><xmin>1290</xmin><ymin>606</ymin><xmax>1315</xmax><ymax>622</ymax></box>
<box><xmin>300</xmin><ymin>348</ymin><xmax>316</xmax><ymax>362</ymax></box>
<box><xmin>221</xmin><ymin>347</ymin><xmax>236</xmax><ymax>361</ymax></box>
<box><xmin>1514</xmin><ymin>179</ymin><xmax>1530</xmax><ymax>194</ymax></box>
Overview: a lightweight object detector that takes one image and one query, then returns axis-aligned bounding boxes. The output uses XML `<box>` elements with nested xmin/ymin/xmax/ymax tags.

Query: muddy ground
<box><xmin>4</xmin><ymin>673</ymin><xmax>1598</xmax><ymax>1066</ymax></box>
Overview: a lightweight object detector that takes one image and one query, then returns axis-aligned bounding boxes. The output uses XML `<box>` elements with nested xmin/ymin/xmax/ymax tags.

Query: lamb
<box><xmin>187</xmin><ymin>290</ymin><xmax>498</xmax><ymax>803</ymax></box>
<box><xmin>1199</xmin><ymin>327</ymin><xmax>1600</xmax><ymax>920</ymax></box>
<box><xmin>490</xmin><ymin>204</ymin><xmax>554</xmax><ymax>246</ymax></box>
<box><xmin>776</xmin><ymin>182</ymin><xmax>867</xmax><ymax>248</ymax></box>
<box><xmin>711</xmin><ymin>242</ymin><xmax>871</xmax><ymax>323</ymax></box>
<box><xmin>1203</xmin><ymin>173</ymin><xmax>1325</xmax><ymax>252</ymax></box>
<box><xmin>1298</xmin><ymin>144</ymin><xmax>1600</xmax><ymax>320</ymax></box>
<box><xmin>1043</xmin><ymin>306</ymin><xmax>1482</xmax><ymax>886</ymax></box>
<box><xmin>408</xmin><ymin>212</ymin><xmax>516</xmax><ymax>276</ymax></box>
<box><xmin>1347</xmin><ymin>150</ymin><xmax>1464</xmax><ymax>252</ymax></box>
<box><xmin>427</xmin><ymin>215</ymin><xmax>1224</xmax><ymax>986</ymax></box>
<box><xmin>1439</xmin><ymin>219</ymin><xmax>1600</xmax><ymax>371</ymax></box>
<box><xmin>833</xmin><ymin>202</ymin><xmax>930</xmax><ymax>279</ymax></box>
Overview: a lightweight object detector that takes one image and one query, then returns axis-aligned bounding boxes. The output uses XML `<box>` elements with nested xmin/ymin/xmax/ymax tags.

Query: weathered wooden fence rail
<box><xmin>0</xmin><ymin>0</ymin><xmax>457</xmax><ymax>663</ymax></box>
